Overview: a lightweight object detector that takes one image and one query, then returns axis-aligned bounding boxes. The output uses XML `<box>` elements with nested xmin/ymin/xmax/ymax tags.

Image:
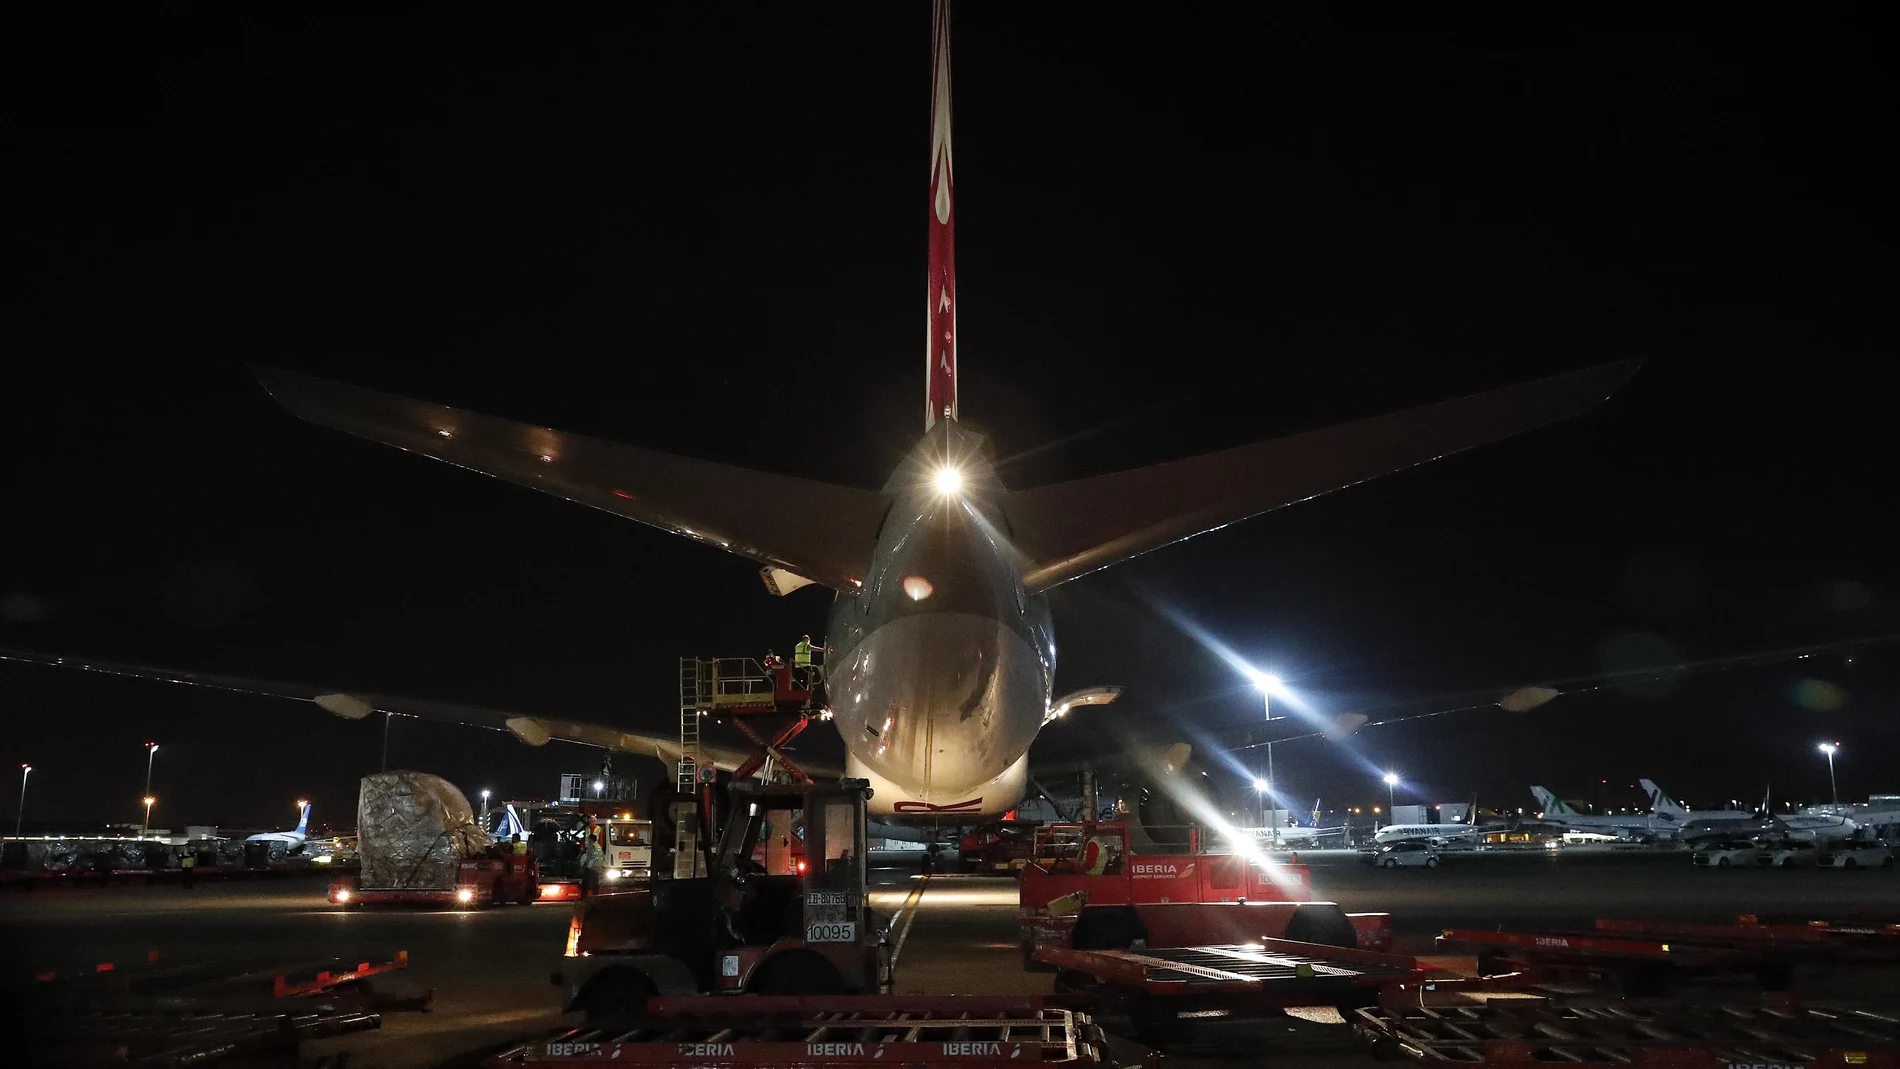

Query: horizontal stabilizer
<box><xmin>253</xmin><ymin>368</ymin><xmax>888</xmax><ymax>592</ymax></box>
<box><xmin>1006</xmin><ymin>361</ymin><xmax>1638</xmax><ymax>590</ymax></box>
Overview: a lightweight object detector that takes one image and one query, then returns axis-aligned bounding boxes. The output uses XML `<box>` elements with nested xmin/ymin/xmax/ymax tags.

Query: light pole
<box><xmin>143</xmin><ymin>741</ymin><xmax>159</xmax><ymax>807</ymax></box>
<box><xmin>142</xmin><ymin>795</ymin><xmax>156</xmax><ymax>838</ymax></box>
<box><xmin>1253</xmin><ymin>672</ymin><xmax>1284</xmax><ymax>848</ymax></box>
<box><xmin>1251</xmin><ymin>778</ymin><xmax>1269</xmax><ymax>831</ymax></box>
<box><xmin>1819</xmin><ymin>742</ymin><xmax>1840</xmax><ymax>806</ymax></box>
<box><xmin>16</xmin><ymin>764</ymin><xmax>30</xmax><ymax>838</ymax></box>
<box><xmin>480</xmin><ymin>789</ymin><xmax>491</xmax><ymax>822</ymax></box>
<box><xmin>1383</xmin><ymin>772</ymin><xmax>1399</xmax><ymax>817</ymax></box>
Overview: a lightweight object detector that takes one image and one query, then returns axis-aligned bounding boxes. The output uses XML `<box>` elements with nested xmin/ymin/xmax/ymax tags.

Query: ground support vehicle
<box><xmin>1035</xmin><ymin>935</ymin><xmax>1431</xmax><ymax>1045</ymax></box>
<box><xmin>26</xmin><ymin>948</ymin><xmax>427</xmax><ymax>1066</ymax></box>
<box><xmin>329</xmin><ymin>842</ymin><xmax>539</xmax><ymax>908</ymax></box>
<box><xmin>960</xmin><ymin>819</ymin><xmax>1042</xmax><ymax>873</ymax></box>
<box><xmin>1018</xmin><ymin>820</ymin><xmax>1360</xmax><ymax>972</ymax></box>
<box><xmin>489</xmin><ymin>995</ymin><xmax>1127</xmax><ymax>1069</ymax></box>
<box><xmin>1353</xmin><ymin>999</ymin><xmax>1900</xmax><ymax>1065</ymax></box>
<box><xmin>1363</xmin><ymin>841</ymin><xmax>1442</xmax><ymax>868</ymax></box>
<box><xmin>1439</xmin><ymin>915</ymin><xmax>1900</xmax><ymax>994</ymax></box>
<box><xmin>1819</xmin><ymin>841</ymin><xmax>1896</xmax><ymax>868</ymax></box>
<box><xmin>555</xmin><ymin>779</ymin><xmax>886</xmax><ymax>1020</ymax></box>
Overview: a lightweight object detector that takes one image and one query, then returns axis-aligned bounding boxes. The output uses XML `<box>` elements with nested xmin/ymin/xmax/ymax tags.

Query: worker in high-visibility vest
<box><xmin>793</xmin><ymin>635</ymin><xmax>817</xmax><ymax>688</ymax></box>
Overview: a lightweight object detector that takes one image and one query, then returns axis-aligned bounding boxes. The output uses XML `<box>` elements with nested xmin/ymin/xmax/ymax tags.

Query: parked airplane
<box><xmin>1530</xmin><ymin>787</ymin><xmax>1675</xmax><ymax>841</ymax></box>
<box><xmin>1645</xmin><ymin>781</ymin><xmax>1861</xmax><ymax>842</ymax></box>
<box><xmin>1260</xmin><ymin>800</ymin><xmax>1347</xmax><ymax>844</ymax></box>
<box><xmin>1641</xmin><ymin>780</ymin><xmax>1766</xmax><ymax>840</ymax></box>
<box><xmin>0</xmin><ymin>1</ymin><xmax>1634</xmax><ymax>836</ymax></box>
<box><xmin>1373</xmin><ymin>821</ymin><xmax>1488</xmax><ymax>845</ymax></box>
<box><xmin>245</xmin><ymin>801</ymin><xmax>311</xmax><ymax>854</ymax></box>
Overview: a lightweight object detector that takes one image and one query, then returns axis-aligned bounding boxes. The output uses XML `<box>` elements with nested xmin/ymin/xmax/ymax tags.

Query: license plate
<box><xmin>806</xmin><ymin>922</ymin><xmax>856</xmax><ymax>943</ymax></box>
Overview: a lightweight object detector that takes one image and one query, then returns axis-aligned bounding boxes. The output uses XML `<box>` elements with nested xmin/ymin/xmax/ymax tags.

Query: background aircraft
<box><xmin>1531</xmin><ymin>786</ymin><xmax>1674</xmax><ymax>841</ymax></box>
<box><xmin>244</xmin><ymin>801</ymin><xmax>311</xmax><ymax>853</ymax></box>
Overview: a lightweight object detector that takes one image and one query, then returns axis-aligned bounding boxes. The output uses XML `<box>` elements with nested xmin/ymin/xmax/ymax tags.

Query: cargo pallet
<box><xmin>488</xmin><ymin>995</ymin><xmax>1123</xmax><ymax>1068</ymax></box>
<box><xmin>1353</xmin><ymin>1000</ymin><xmax>1900</xmax><ymax>1065</ymax></box>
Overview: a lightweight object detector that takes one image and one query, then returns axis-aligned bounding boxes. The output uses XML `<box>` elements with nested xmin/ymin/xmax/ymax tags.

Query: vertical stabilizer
<box><xmin>295</xmin><ymin>802</ymin><xmax>311</xmax><ymax>836</ymax></box>
<box><xmin>925</xmin><ymin>0</ymin><xmax>958</xmax><ymax>429</ymax></box>
<box><xmin>1532</xmin><ymin>786</ymin><xmax>1576</xmax><ymax>817</ymax></box>
<box><xmin>1640</xmin><ymin>779</ymin><xmax>1689</xmax><ymax>818</ymax></box>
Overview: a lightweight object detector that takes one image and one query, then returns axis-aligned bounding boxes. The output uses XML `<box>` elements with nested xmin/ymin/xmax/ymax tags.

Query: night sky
<box><xmin>4</xmin><ymin>7</ymin><xmax>1896</xmax><ymax>832</ymax></box>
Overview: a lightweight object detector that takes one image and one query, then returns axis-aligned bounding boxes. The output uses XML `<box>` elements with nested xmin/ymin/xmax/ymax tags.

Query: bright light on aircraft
<box><xmin>902</xmin><ymin>575</ymin><xmax>935</xmax><ymax>601</ymax></box>
<box><xmin>933</xmin><ymin>466</ymin><xmax>963</xmax><ymax>495</ymax></box>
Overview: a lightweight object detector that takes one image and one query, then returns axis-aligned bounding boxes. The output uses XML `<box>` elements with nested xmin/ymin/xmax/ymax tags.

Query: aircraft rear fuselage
<box><xmin>825</xmin><ymin>420</ymin><xmax>1053</xmax><ymax>820</ymax></box>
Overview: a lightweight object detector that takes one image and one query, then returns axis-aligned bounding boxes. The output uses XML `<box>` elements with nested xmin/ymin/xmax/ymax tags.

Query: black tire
<box><xmin>748</xmin><ymin>950</ymin><xmax>847</xmax><ymax>995</ymax></box>
<box><xmin>582</xmin><ymin>968</ymin><xmax>657</xmax><ymax>1026</ymax></box>
<box><xmin>1717</xmin><ymin>857</ymin><xmax>1731</xmax><ymax>868</ymax></box>
<box><xmin>1129</xmin><ymin>995</ymin><xmax>1187</xmax><ymax>1046</ymax></box>
<box><xmin>1070</xmin><ymin>908</ymin><xmax>1142</xmax><ymax>951</ymax></box>
<box><xmin>1282</xmin><ymin>905</ymin><xmax>1359</xmax><ymax>950</ymax></box>
<box><xmin>1782</xmin><ymin>858</ymin><xmax>1795</xmax><ymax>868</ymax></box>
<box><xmin>1425</xmin><ymin>856</ymin><xmax>1440</xmax><ymax>869</ymax></box>
<box><xmin>1383</xmin><ymin>858</ymin><xmax>1398</xmax><ymax>869</ymax></box>
<box><xmin>1884</xmin><ymin>856</ymin><xmax>1894</xmax><ymax>870</ymax></box>
<box><xmin>491</xmin><ymin>879</ymin><xmax>507</xmax><ymax>906</ymax></box>
<box><xmin>1845</xmin><ymin>858</ymin><xmax>1859</xmax><ymax>870</ymax></box>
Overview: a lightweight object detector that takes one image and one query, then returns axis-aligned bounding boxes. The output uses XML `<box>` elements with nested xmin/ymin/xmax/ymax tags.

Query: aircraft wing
<box><xmin>0</xmin><ymin>648</ymin><xmax>831</xmax><ymax>775</ymax></box>
<box><xmin>1005</xmin><ymin>361</ymin><xmax>1638</xmax><ymax>590</ymax></box>
<box><xmin>253</xmin><ymin>368</ymin><xmax>888</xmax><ymax>593</ymax></box>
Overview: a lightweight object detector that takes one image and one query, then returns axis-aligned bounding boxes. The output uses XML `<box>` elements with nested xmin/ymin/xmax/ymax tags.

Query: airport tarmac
<box><xmin>3</xmin><ymin>849</ymin><xmax>1897</xmax><ymax>1067</ymax></box>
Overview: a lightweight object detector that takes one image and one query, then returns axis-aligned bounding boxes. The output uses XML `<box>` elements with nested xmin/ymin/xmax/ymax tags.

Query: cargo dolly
<box><xmin>1439</xmin><ymin>916</ymin><xmax>1900</xmax><ymax>994</ymax></box>
<box><xmin>487</xmin><ymin>994</ymin><xmax>1127</xmax><ymax>1068</ymax></box>
<box><xmin>1033</xmin><ymin>936</ymin><xmax>1433</xmax><ymax>1044</ymax></box>
<box><xmin>27</xmin><ymin>949</ymin><xmax>427</xmax><ymax>1066</ymax></box>
<box><xmin>1353</xmin><ymin>1000</ymin><xmax>1900</xmax><ymax>1065</ymax></box>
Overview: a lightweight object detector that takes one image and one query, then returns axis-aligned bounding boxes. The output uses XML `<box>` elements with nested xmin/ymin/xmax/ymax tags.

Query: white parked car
<box><xmin>1756</xmin><ymin>841</ymin><xmax>1819</xmax><ymax>868</ymax></box>
<box><xmin>1690</xmin><ymin>839</ymin><xmax>1758</xmax><ymax>867</ymax></box>
<box><xmin>1816</xmin><ymin>842</ymin><xmax>1894</xmax><ymax>869</ymax></box>
<box><xmin>1364</xmin><ymin>841</ymin><xmax>1440</xmax><ymax>869</ymax></box>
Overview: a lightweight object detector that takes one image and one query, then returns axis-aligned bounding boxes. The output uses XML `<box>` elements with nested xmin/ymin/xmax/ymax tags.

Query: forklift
<box><xmin>554</xmin><ymin>778</ymin><xmax>887</xmax><ymax>1021</ymax></box>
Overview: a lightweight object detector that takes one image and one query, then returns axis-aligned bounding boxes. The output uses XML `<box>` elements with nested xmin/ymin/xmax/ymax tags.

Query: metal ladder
<box><xmin>676</xmin><ymin>658</ymin><xmax>704</xmax><ymax>795</ymax></box>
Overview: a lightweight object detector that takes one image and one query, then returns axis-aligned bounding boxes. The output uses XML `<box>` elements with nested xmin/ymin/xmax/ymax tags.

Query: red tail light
<box><xmin>796</xmin><ymin>860</ymin><xmax>808</xmax><ymax>874</ymax></box>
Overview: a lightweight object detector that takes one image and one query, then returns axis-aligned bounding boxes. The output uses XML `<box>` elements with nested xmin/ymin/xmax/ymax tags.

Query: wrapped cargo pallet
<box><xmin>358</xmin><ymin>771</ymin><xmax>493</xmax><ymax>890</ymax></box>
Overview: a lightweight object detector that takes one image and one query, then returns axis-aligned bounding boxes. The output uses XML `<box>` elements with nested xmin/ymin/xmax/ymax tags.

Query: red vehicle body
<box><xmin>328</xmin><ymin>844</ymin><xmax>540</xmax><ymax>908</ymax></box>
<box><xmin>1017</xmin><ymin>822</ymin><xmax>1390</xmax><ymax>965</ymax></box>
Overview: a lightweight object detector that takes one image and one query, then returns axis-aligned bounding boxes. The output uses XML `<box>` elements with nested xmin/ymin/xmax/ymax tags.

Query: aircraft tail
<box><xmin>1640</xmin><ymin>779</ymin><xmax>1690</xmax><ymax>819</ymax></box>
<box><xmin>1532</xmin><ymin>786</ymin><xmax>1577</xmax><ymax>818</ymax></box>
<box><xmin>925</xmin><ymin>0</ymin><xmax>957</xmax><ymax>430</ymax></box>
<box><xmin>294</xmin><ymin>802</ymin><xmax>311</xmax><ymax>836</ymax></box>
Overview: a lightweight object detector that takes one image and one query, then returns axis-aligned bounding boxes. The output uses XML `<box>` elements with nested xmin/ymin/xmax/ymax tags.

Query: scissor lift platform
<box><xmin>1353</xmin><ymin>1000</ymin><xmax>1900</xmax><ymax>1065</ymax></box>
<box><xmin>486</xmin><ymin>995</ymin><xmax>1119</xmax><ymax>1068</ymax></box>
